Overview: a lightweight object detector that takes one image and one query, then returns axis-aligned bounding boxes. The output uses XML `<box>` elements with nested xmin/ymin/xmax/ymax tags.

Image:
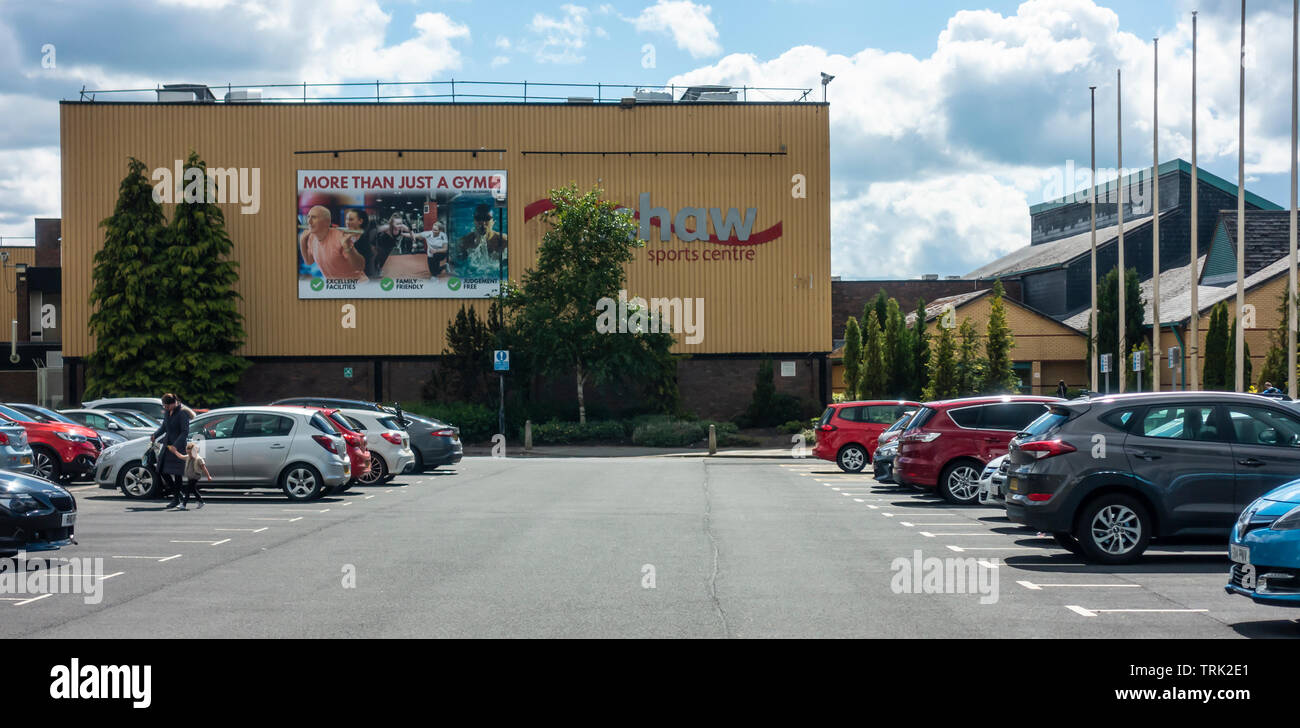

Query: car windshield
<box><xmin>378</xmin><ymin>416</ymin><xmax>404</xmax><ymax>430</ymax></box>
<box><xmin>0</xmin><ymin>404</ymin><xmax>36</xmax><ymax>423</ymax></box>
<box><xmin>327</xmin><ymin>412</ymin><xmax>353</xmax><ymax>432</ymax></box>
<box><xmin>1021</xmin><ymin>407</ymin><xmax>1070</xmax><ymax>438</ymax></box>
<box><xmin>885</xmin><ymin>410</ymin><xmax>916</xmax><ymax>433</ymax></box>
<box><xmin>904</xmin><ymin>407</ymin><xmax>935</xmax><ymax>431</ymax></box>
<box><xmin>17</xmin><ymin>405</ymin><xmax>78</xmax><ymax>425</ymax></box>
<box><xmin>109</xmin><ymin>410</ymin><xmax>154</xmax><ymax>427</ymax></box>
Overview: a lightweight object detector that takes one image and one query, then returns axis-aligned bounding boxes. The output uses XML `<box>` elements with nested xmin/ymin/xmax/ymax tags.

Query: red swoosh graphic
<box><xmin>523</xmin><ymin>198</ymin><xmax>781</xmax><ymax>247</ymax></box>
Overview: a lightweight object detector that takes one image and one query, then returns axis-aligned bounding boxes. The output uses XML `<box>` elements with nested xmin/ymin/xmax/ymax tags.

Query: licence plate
<box><xmin>1230</xmin><ymin>544</ymin><xmax>1250</xmax><ymax>564</ymax></box>
<box><xmin>61</xmin><ymin>512</ymin><xmax>76</xmax><ymax>527</ymax></box>
<box><xmin>20</xmin><ymin>455</ymin><xmax>30</xmax><ymax>466</ymax></box>
<box><xmin>1007</xmin><ymin>477</ymin><xmax>1019</xmax><ymax>493</ymax></box>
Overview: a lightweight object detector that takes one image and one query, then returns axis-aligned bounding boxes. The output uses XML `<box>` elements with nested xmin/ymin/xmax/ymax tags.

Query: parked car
<box><xmin>0</xmin><ymin>469</ymin><xmax>76</xmax><ymax>556</ymax></box>
<box><xmin>976</xmin><ymin>454</ymin><xmax>1009</xmax><ymax>505</ymax></box>
<box><xmin>0</xmin><ymin>404</ymin><xmax>101</xmax><ymax>482</ymax></box>
<box><xmin>337</xmin><ymin>409</ymin><xmax>416</xmax><ymax>484</ymax></box>
<box><xmin>813</xmin><ymin>400</ymin><xmax>920</xmax><ymax>473</ymax></box>
<box><xmin>894</xmin><ymin>395</ymin><xmax>1059</xmax><ymax>503</ymax></box>
<box><xmin>269</xmin><ymin>399</ymin><xmax>461</xmax><ymax>472</ymax></box>
<box><xmin>83</xmin><ymin>397</ymin><xmax>165</xmax><ymax>423</ymax></box>
<box><xmin>269</xmin><ymin>405</ymin><xmax>370</xmax><ymax>491</ymax></box>
<box><xmin>1226</xmin><ymin>479</ymin><xmax>1300</xmax><ymax>607</ymax></box>
<box><xmin>95</xmin><ymin>406</ymin><xmax>349</xmax><ymax>501</ymax></box>
<box><xmin>0</xmin><ymin>422</ymin><xmax>34</xmax><ymax>474</ymax></box>
<box><xmin>1005</xmin><ymin>392</ymin><xmax>1300</xmax><ymax>564</ymax></box>
<box><xmin>102</xmin><ymin>408</ymin><xmax>162</xmax><ymax>428</ymax></box>
<box><xmin>870</xmin><ymin>410</ymin><xmax>916</xmax><ymax>483</ymax></box>
<box><xmin>59</xmin><ymin>408</ymin><xmax>156</xmax><ymax>440</ymax></box>
<box><xmin>4</xmin><ymin>403</ymin><xmax>127</xmax><ymax>448</ymax></box>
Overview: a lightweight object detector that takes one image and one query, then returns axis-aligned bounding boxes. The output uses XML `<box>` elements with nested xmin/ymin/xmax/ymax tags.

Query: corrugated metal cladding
<box><xmin>0</xmin><ymin>247</ymin><xmax>36</xmax><ymax>333</ymax></box>
<box><xmin>60</xmin><ymin>102</ymin><xmax>830</xmax><ymax>359</ymax></box>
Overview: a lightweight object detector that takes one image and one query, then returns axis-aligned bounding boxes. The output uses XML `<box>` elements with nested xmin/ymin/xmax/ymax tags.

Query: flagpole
<box><xmin>1290</xmin><ymin>0</ymin><xmax>1298</xmax><ymax>399</ymax></box>
<box><xmin>1236</xmin><ymin>0</ymin><xmax>1247</xmax><ymax>393</ymax></box>
<box><xmin>1190</xmin><ymin>11</ymin><xmax>1200</xmax><ymax>390</ymax></box>
<box><xmin>1090</xmin><ymin>85</ymin><xmax>1099</xmax><ymax>394</ymax></box>
<box><xmin>1118</xmin><ymin>68</ymin><xmax>1127</xmax><ymax>393</ymax></box>
<box><xmin>1153</xmin><ymin>38</ymin><xmax>1162</xmax><ymax>391</ymax></box>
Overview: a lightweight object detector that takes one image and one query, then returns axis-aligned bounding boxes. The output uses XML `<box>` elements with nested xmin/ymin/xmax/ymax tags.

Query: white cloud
<box><xmin>491</xmin><ymin>55</ymin><xmax>510</xmax><ymax>68</ymax></box>
<box><xmin>669</xmin><ymin>0</ymin><xmax>1299</xmax><ymax>278</ymax></box>
<box><xmin>632</xmin><ymin>0</ymin><xmax>721</xmax><ymax>59</ymax></box>
<box><xmin>0</xmin><ymin>147</ymin><xmax>61</xmax><ymax>238</ymax></box>
<box><xmin>530</xmin><ymin>4</ymin><xmax>591</xmax><ymax>64</ymax></box>
<box><xmin>495</xmin><ymin>35</ymin><xmax>511</xmax><ymax>50</ymax></box>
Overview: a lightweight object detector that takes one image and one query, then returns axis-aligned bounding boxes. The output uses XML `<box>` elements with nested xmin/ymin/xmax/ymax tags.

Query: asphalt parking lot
<box><xmin>5</xmin><ymin>456</ymin><xmax>1299</xmax><ymax>638</ymax></box>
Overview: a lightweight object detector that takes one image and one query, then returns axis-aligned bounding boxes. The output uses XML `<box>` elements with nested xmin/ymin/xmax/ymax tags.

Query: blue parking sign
<box><xmin>494</xmin><ymin>350</ymin><xmax>509</xmax><ymax>371</ymax></box>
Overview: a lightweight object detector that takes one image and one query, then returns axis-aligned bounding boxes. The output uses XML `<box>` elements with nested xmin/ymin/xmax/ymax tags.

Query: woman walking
<box><xmin>151</xmin><ymin>393</ymin><xmax>192</xmax><ymax>509</ymax></box>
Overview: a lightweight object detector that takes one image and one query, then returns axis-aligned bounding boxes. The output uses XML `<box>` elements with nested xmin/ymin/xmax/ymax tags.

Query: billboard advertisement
<box><xmin>296</xmin><ymin>170</ymin><xmax>507</xmax><ymax>298</ymax></box>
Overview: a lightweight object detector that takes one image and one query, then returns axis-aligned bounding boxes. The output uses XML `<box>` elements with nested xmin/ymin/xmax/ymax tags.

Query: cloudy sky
<box><xmin>1</xmin><ymin>0</ymin><xmax>1296</xmax><ymax>278</ymax></box>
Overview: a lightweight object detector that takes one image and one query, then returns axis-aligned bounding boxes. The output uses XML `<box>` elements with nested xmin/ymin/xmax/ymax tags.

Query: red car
<box><xmin>273</xmin><ymin>406</ymin><xmax>370</xmax><ymax>490</ymax></box>
<box><xmin>0</xmin><ymin>403</ymin><xmax>100</xmax><ymax>482</ymax></box>
<box><xmin>894</xmin><ymin>395</ymin><xmax>1059</xmax><ymax>503</ymax></box>
<box><xmin>813</xmin><ymin>400</ymin><xmax>920</xmax><ymax>473</ymax></box>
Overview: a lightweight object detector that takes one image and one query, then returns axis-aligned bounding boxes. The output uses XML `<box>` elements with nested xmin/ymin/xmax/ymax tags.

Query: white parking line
<box><xmin>14</xmin><ymin>593</ymin><xmax>53</xmax><ymax>606</ymax></box>
<box><xmin>215</xmin><ymin>528</ymin><xmax>267</xmax><ymax>533</ymax></box>
<box><xmin>1018</xmin><ymin>580</ymin><xmax>1141</xmax><ymax>590</ymax></box>
<box><xmin>108</xmin><ymin>554</ymin><xmax>182</xmax><ymax>562</ymax></box>
<box><xmin>281</xmin><ymin>508</ymin><xmax>330</xmax><ymax>513</ymax></box>
<box><xmin>1066</xmin><ymin>606</ymin><xmax>1209</xmax><ymax>617</ymax></box>
<box><xmin>342</xmin><ymin>502</ymin><xmax>354</xmax><ymax>507</ymax></box>
<box><xmin>918</xmin><ymin>532</ymin><xmax>1004</xmax><ymax>538</ymax></box>
<box><xmin>900</xmin><ymin>522</ymin><xmax>979</xmax><ymax>527</ymax></box>
<box><xmin>249</xmin><ymin>517</ymin><xmax>303</xmax><ymax>522</ymax></box>
<box><xmin>946</xmin><ymin>545</ymin><xmax>1039</xmax><ymax>552</ymax></box>
<box><xmin>169</xmin><ymin>539</ymin><xmax>230</xmax><ymax>546</ymax></box>
<box><xmin>364</xmin><ymin>495</ymin><xmax>376</xmax><ymax>500</ymax></box>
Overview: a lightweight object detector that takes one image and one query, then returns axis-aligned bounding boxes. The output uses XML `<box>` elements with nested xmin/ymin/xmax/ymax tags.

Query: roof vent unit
<box><xmin>921</xmin><ymin>273</ymin><xmax>939</xmax><ymax>281</ymax></box>
<box><xmin>225</xmin><ymin>89</ymin><xmax>262</xmax><ymax>103</ymax></box>
<box><xmin>566</xmin><ymin>96</ymin><xmax>594</xmax><ymax>104</ymax></box>
<box><xmin>633</xmin><ymin>89</ymin><xmax>672</xmax><ymax>103</ymax></box>
<box><xmin>157</xmin><ymin>83</ymin><xmax>216</xmax><ymax>103</ymax></box>
<box><xmin>680</xmin><ymin>85</ymin><xmax>733</xmax><ymax>102</ymax></box>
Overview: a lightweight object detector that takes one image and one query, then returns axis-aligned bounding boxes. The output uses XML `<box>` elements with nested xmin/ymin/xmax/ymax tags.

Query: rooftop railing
<box><xmin>74</xmin><ymin>80</ymin><xmax>816</xmax><ymax>104</ymax></box>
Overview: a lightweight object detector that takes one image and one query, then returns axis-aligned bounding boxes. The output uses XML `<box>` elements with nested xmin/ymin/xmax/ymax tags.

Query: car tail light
<box><xmin>1018</xmin><ymin>439</ymin><xmax>1076</xmax><ymax>460</ymax></box>
<box><xmin>381</xmin><ymin>432</ymin><xmax>403</xmax><ymax>445</ymax></box>
<box><xmin>1027</xmin><ymin>493</ymin><xmax>1054</xmax><ymax>502</ymax></box>
<box><xmin>311</xmin><ymin>435</ymin><xmax>339</xmax><ymax>454</ymax></box>
<box><xmin>432</xmin><ymin>428</ymin><xmax>455</xmax><ymax>437</ymax></box>
<box><xmin>906</xmin><ymin>431</ymin><xmax>941</xmax><ymax>443</ymax></box>
<box><xmin>818</xmin><ymin>424</ymin><xmax>836</xmax><ymax>432</ymax></box>
<box><xmin>0</xmin><ymin>432</ymin><xmax>8</xmax><ymax>445</ymax></box>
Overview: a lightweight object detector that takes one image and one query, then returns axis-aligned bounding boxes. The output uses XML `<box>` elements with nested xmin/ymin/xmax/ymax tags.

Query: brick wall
<box><xmin>235</xmin><ymin>359</ymin><xmax>375</xmax><ymax>404</ymax></box>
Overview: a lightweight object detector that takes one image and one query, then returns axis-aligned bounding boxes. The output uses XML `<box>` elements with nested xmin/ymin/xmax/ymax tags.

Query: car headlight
<box><xmin>1271</xmin><ymin>504</ymin><xmax>1300</xmax><ymax>531</ymax></box>
<box><xmin>0</xmin><ymin>493</ymin><xmax>41</xmax><ymax>514</ymax></box>
<box><xmin>56</xmin><ymin>432</ymin><xmax>87</xmax><ymax>442</ymax></box>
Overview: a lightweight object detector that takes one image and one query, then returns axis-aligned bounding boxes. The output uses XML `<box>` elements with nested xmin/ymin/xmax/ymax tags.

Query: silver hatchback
<box><xmin>184</xmin><ymin>407</ymin><xmax>350</xmax><ymax>501</ymax></box>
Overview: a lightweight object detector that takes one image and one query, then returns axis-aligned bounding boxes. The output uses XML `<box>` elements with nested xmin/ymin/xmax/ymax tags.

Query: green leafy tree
<box><xmin>924</xmin><ymin>320</ymin><xmax>958</xmax><ymax>400</ymax></box>
<box><xmin>861</xmin><ymin>311</ymin><xmax>886</xmax><ymax>398</ymax></box>
<box><xmin>86</xmin><ymin>154</ymin><xmax>249</xmax><ymax>405</ymax></box>
<box><xmin>1256</xmin><ymin>289</ymin><xmax>1294</xmax><ymax>391</ymax></box>
<box><xmin>1091</xmin><ymin>267</ymin><xmax>1145</xmax><ymax>381</ymax></box>
<box><xmin>433</xmin><ymin>304</ymin><xmax>496</xmax><ymax>402</ymax></box>
<box><xmin>883</xmin><ymin>298</ymin><xmax>912</xmax><ymax>397</ymax></box>
<box><xmin>842</xmin><ymin>316</ymin><xmax>863</xmax><ymax>400</ymax></box>
<box><xmin>504</xmin><ymin>184</ymin><xmax>675</xmax><ymax>423</ymax></box>
<box><xmin>957</xmin><ymin>318</ymin><xmax>986</xmax><ymax>396</ymax></box>
<box><xmin>983</xmin><ymin>280</ymin><xmax>1017</xmax><ymax>393</ymax></box>
<box><xmin>911</xmin><ymin>298</ymin><xmax>930</xmax><ymax>399</ymax></box>
<box><xmin>1203</xmin><ymin>302</ymin><xmax>1230</xmax><ymax>390</ymax></box>
<box><xmin>1226</xmin><ymin>314</ymin><xmax>1253</xmax><ymax>392</ymax></box>
<box><xmin>1125</xmin><ymin>340</ymin><xmax>1151</xmax><ymax>391</ymax></box>
<box><xmin>867</xmin><ymin>289</ymin><xmax>889</xmax><ymax>336</ymax></box>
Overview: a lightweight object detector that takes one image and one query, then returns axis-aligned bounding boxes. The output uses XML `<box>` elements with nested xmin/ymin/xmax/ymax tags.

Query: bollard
<box><xmin>524</xmin><ymin>420</ymin><xmax>532</xmax><ymax>452</ymax></box>
<box><xmin>708</xmin><ymin>424</ymin><xmax>717</xmax><ymax>455</ymax></box>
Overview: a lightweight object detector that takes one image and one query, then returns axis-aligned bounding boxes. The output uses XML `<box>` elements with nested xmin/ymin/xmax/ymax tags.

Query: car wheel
<box><xmin>836</xmin><ymin>444</ymin><xmax>868</xmax><ymax>473</ymax></box>
<box><xmin>31</xmin><ymin>446</ymin><xmax>61</xmax><ymax>481</ymax></box>
<box><xmin>938</xmin><ymin>460</ymin><xmax>982</xmax><ymax>504</ymax></box>
<box><xmin>1051</xmin><ymin>531</ymin><xmax>1085</xmax><ymax>557</ymax></box>
<box><xmin>357</xmin><ymin>454</ymin><xmax>387</xmax><ymax>485</ymax></box>
<box><xmin>280</xmin><ymin>464</ymin><xmax>324</xmax><ymax>501</ymax></box>
<box><xmin>117</xmin><ymin>460</ymin><xmax>160</xmax><ymax>499</ymax></box>
<box><xmin>1074</xmin><ymin>494</ymin><xmax>1151</xmax><ymax>565</ymax></box>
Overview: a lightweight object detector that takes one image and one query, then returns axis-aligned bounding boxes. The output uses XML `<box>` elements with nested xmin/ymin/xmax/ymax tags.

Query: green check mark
<box><xmin>380</xmin><ymin>277</ymin><xmax>395</xmax><ymax>291</ymax></box>
<box><xmin>447</xmin><ymin>277</ymin><xmax>462</xmax><ymax>291</ymax></box>
<box><xmin>310</xmin><ymin>277</ymin><xmax>325</xmax><ymax>291</ymax></box>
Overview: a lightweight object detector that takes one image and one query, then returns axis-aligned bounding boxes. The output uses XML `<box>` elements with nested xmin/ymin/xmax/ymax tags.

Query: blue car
<box><xmin>1226</xmin><ymin>479</ymin><xmax>1300</xmax><ymax>607</ymax></box>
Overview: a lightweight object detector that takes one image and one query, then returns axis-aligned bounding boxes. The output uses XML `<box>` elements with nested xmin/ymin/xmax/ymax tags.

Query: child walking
<box><xmin>168</xmin><ymin>442</ymin><xmax>212</xmax><ymax>510</ymax></box>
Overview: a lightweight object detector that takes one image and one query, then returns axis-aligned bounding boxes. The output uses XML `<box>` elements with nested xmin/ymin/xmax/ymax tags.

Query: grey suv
<box><xmin>1005</xmin><ymin>392</ymin><xmax>1300</xmax><ymax>564</ymax></box>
